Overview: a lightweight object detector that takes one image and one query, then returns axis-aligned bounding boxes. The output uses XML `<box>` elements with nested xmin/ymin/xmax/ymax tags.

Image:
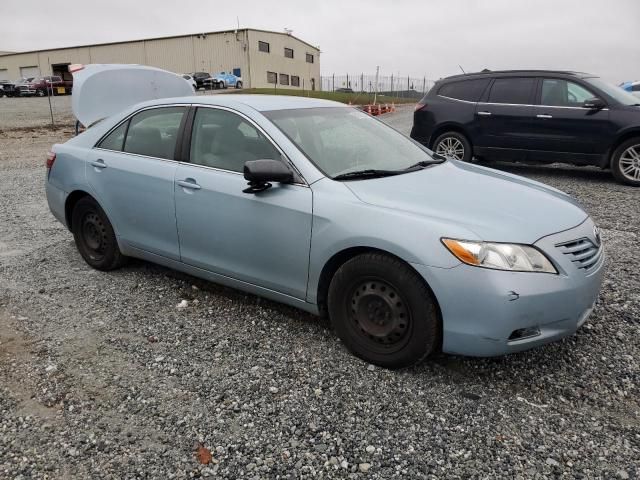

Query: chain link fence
<box><xmin>321</xmin><ymin>74</ymin><xmax>436</xmax><ymax>98</ymax></box>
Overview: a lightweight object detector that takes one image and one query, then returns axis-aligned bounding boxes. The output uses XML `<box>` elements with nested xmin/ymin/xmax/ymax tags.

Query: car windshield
<box><xmin>585</xmin><ymin>77</ymin><xmax>640</xmax><ymax>106</ymax></box>
<box><xmin>265</xmin><ymin>107</ymin><xmax>440</xmax><ymax>178</ymax></box>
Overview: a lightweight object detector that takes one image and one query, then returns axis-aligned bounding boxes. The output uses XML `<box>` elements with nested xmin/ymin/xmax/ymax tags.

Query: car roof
<box><xmin>441</xmin><ymin>70</ymin><xmax>595</xmax><ymax>82</ymax></box>
<box><xmin>144</xmin><ymin>94</ymin><xmax>346</xmax><ymax>112</ymax></box>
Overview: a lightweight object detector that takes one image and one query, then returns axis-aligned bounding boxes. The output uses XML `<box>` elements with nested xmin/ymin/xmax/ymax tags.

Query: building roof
<box><xmin>0</xmin><ymin>28</ymin><xmax>320</xmax><ymax>58</ymax></box>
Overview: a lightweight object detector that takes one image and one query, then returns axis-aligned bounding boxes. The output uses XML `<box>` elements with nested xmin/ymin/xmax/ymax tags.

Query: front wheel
<box><xmin>71</xmin><ymin>197</ymin><xmax>126</xmax><ymax>271</ymax></box>
<box><xmin>36</xmin><ymin>89</ymin><xmax>46</xmax><ymax>97</ymax></box>
<box><xmin>611</xmin><ymin>138</ymin><xmax>640</xmax><ymax>186</ymax></box>
<box><xmin>328</xmin><ymin>253</ymin><xmax>440</xmax><ymax>369</ymax></box>
<box><xmin>433</xmin><ymin>131</ymin><xmax>472</xmax><ymax>162</ymax></box>
<box><xmin>235</xmin><ymin>81</ymin><xmax>242</xmax><ymax>89</ymax></box>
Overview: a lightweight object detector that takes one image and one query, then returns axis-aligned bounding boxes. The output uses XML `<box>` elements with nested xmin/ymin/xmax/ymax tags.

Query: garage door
<box><xmin>20</xmin><ymin>66</ymin><xmax>40</xmax><ymax>79</ymax></box>
<box><xmin>0</xmin><ymin>69</ymin><xmax>8</xmax><ymax>81</ymax></box>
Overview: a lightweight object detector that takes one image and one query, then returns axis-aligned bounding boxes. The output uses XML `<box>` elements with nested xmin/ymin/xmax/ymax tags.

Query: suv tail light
<box><xmin>46</xmin><ymin>151</ymin><xmax>56</xmax><ymax>169</ymax></box>
<box><xmin>414</xmin><ymin>102</ymin><xmax>427</xmax><ymax>112</ymax></box>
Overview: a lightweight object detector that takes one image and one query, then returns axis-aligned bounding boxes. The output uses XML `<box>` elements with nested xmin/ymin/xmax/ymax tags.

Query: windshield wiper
<box><xmin>333</xmin><ymin>169</ymin><xmax>403</xmax><ymax>181</ymax></box>
<box><xmin>404</xmin><ymin>155</ymin><xmax>447</xmax><ymax>170</ymax></box>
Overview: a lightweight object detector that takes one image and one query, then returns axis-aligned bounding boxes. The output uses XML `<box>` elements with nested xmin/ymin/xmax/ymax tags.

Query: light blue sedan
<box><xmin>46</xmin><ymin>78</ymin><xmax>605</xmax><ymax>368</ymax></box>
<box><xmin>213</xmin><ymin>71</ymin><xmax>242</xmax><ymax>89</ymax></box>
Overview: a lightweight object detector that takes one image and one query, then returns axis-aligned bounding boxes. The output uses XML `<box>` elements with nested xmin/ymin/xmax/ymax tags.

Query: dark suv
<box><xmin>411</xmin><ymin>70</ymin><xmax>640</xmax><ymax>186</ymax></box>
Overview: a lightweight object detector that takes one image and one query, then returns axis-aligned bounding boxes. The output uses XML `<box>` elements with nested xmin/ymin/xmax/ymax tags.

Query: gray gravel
<box><xmin>0</xmin><ymin>105</ymin><xmax>639</xmax><ymax>479</ymax></box>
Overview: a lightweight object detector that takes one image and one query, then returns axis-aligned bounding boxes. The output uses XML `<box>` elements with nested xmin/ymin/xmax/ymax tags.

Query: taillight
<box><xmin>46</xmin><ymin>151</ymin><xmax>56</xmax><ymax>169</ymax></box>
<box><xmin>414</xmin><ymin>102</ymin><xmax>427</xmax><ymax>112</ymax></box>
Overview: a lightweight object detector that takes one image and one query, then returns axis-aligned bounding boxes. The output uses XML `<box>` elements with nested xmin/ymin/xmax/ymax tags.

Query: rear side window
<box><xmin>98</xmin><ymin>122</ymin><xmax>128</xmax><ymax>151</ymax></box>
<box><xmin>488</xmin><ymin>78</ymin><xmax>535</xmax><ymax>105</ymax></box>
<box><xmin>438</xmin><ymin>78</ymin><xmax>490</xmax><ymax>102</ymax></box>
<box><xmin>123</xmin><ymin>107</ymin><xmax>186</xmax><ymax>160</ymax></box>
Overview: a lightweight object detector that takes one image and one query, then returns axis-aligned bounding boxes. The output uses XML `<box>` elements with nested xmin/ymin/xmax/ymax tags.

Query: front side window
<box><xmin>98</xmin><ymin>122</ymin><xmax>128</xmax><ymax>151</ymax></box>
<box><xmin>189</xmin><ymin>108</ymin><xmax>281</xmax><ymax>173</ymax></box>
<box><xmin>306</xmin><ymin>53</ymin><xmax>314</xmax><ymax>63</ymax></box>
<box><xmin>438</xmin><ymin>78</ymin><xmax>490</xmax><ymax>102</ymax></box>
<box><xmin>265</xmin><ymin>107</ymin><xmax>437</xmax><ymax>178</ymax></box>
<box><xmin>541</xmin><ymin>79</ymin><xmax>595</xmax><ymax>107</ymax></box>
<box><xmin>267</xmin><ymin>71</ymin><xmax>277</xmax><ymax>84</ymax></box>
<box><xmin>258</xmin><ymin>41</ymin><xmax>270</xmax><ymax>53</ymax></box>
<box><xmin>487</xmin><ymin>77</ymin><xmax>535</xmax><ymax>105</ymax></box>
<box><xmin>280</xmin><ymin>74</ymin><xmax>289</xmax><ymax>86</ymax></box>
<box><xmin>123</xmin><ymin>107</ymin><xmax>185</xmax><ymax>160</ymax></box>
<box><xmin>284</xmin><ymin>47</ymin><xmax>294</xmax><ymax>59</ymax></box>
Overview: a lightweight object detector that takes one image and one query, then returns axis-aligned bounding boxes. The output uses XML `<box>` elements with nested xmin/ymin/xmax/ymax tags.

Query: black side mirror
<box><xmin>243</xmin><ymin>159</ymin><xmax>294</xmax><ymax>193</ymax></box>
<box><xmin>583</xmin><ymin>97</ymin><xmax>606</xmax><ymax>110</ymax></box>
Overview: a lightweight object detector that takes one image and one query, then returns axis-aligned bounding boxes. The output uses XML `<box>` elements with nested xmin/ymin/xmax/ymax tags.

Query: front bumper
<box><xmin>414</xmin><ymin>218</ymin><xmax>605</xmax><ymax>357</ymax></box>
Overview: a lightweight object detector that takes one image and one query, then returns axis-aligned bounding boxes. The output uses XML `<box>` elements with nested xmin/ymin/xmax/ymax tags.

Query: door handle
<box><xmin>90</xmin><ymin>159</ymin><xmax>107</xmax><ymax>169</ymax></box>
<box><xmin>177</xmin><ymin>179</ymin><xmax>201</xmax><ymax>190</ymax></box>
<box><xmin>476</xmin><ymin>111</ymin><xmax>492</xmax><ymax>116</ymax></box>
<box><xmin>536</xmin><ymin>114</ymin><xmax>553</xmax><ymax>119</ymax></box>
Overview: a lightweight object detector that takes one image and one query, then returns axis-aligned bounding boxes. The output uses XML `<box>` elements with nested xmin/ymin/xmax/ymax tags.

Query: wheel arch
<box><xmin>64</xmin><ymin>190</ymin><xmax>94</xmax><ymax>231</ymax></box>
<box><xmin>607</xmin><ymin>129</ymin><xmax>640</xmax><ymax>168</ymax></box>
<box><xmin>315</xmin><ymin>246</ymin><xmax>442</xmax><ymax>327</ymax></box>
<box><xmin>428</xmin><ymin>123</ymin><xmax>472</xmax><ymax>149</ymax></box>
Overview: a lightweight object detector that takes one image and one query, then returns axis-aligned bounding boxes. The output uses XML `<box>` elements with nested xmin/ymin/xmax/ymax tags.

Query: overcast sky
<box><xmin>1</xmin><ymin>0</ymin><xmax>638</xmax><ymax>82</ymax></box>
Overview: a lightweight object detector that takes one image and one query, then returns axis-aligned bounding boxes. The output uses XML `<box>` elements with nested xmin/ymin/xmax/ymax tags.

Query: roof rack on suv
<box><xmin>443</xmin><ymin>70</ymin><xmax>592</xmax><ymax>81</ymax></box>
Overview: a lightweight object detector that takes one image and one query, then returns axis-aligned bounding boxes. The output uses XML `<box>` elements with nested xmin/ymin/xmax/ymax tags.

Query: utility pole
<box><xmin>373</xmin><ymin>66</ymin><xmax>379</xmax><ymax>105</ymax></box>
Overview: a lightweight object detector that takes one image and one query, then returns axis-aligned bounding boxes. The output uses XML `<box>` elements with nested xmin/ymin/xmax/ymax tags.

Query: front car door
<box><xmin>87</xmin><ymin>106</ymin><xmax>186</xmax><ymax>260</ymax></box>
<box><xmin>174</xmin><ymin>106</ymin><xmax>313</xmax><ymax>299</ymax></box>
<box><xmin>474</xmin><ymin>76</ymin><xmax>536</xmax><ymax>161</ymax></box>
<box><xmin>527</xmin><ymin>77</ymin><xmax>613</xmax><ymax>164</ymax></box>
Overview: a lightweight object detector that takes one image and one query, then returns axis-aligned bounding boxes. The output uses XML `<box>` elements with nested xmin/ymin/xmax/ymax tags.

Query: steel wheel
<box><xmin>80</xmin><ymin>212</ymin><xmax>107</xmax><ymax>261</ymax></box>
<box><xmin>619</xmin><ymin>145</ymin><xmax>640</xmax><ymax>182</ymax></box>
<box><xmin>348</xmin><ymin>278</ymin><xmax>411</xmax><ymax>351</ymax></box>
<box><xmin>435</xmin><ymin>136</ymin><xmax>465</xmax><ymax>160</ymax></box>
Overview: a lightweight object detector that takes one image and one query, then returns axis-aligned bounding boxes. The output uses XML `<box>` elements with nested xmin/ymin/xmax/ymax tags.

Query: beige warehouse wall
<box><xmin>191</xmin><ymin>30</ymin><xmax>250</xmax><ymax>80</ymax></box>
<box><xmin>247</xmin><ymin>30</ymin><xmax>320</xmax><ymax>90</ymax></box>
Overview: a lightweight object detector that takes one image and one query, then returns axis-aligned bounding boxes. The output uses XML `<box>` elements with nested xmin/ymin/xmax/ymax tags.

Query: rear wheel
<box><xmin>611</xmin><ymin>138</ymin><xmax>640</xmax><ymax>186</ymax></box>
<box><xmin>71</xmin><ymin>197</ymin><xmax>126</xmax><ymax>271</ymax></box>
<box><xmin>328</xmin><ymin>253</ymin><xmax>440</xmax><ymax>369</ymax></box>
<box><xmin>433</xmin><ymin>131</ymin><xmax>472</xmax><ymax>162</ymax></box>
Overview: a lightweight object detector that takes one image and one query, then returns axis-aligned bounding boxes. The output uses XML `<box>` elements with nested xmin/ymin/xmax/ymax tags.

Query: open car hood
<box><xmin>71</xmin><ymin>64</ymin><xmax>194</xmax><ymax>127</ymax></box>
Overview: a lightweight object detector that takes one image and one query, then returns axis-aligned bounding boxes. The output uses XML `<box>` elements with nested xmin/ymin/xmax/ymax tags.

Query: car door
<box><xmin>87</xmin><ymin>106</ymin><xmax>187</xmax><ymax>260</ymax></box>
<box><xmin>174</xmin><ymin>106</ymin><xmax>313</xmax><ymax>299</ymax></box>
<box><xmin>474</xmin><ymin>77</ymin><xmax>536</xmax><ymax>160</ymax></box>
<box><xmin>527</xmin><ymin>78</ymin><xmax>613</xmax><ymax>164</ymax></box>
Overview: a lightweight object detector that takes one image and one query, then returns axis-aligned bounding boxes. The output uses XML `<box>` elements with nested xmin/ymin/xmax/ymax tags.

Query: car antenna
<box><xmin>458</xmin><ymin>65</ymin><xmax>466</xmax><ymax>74</ymax></box>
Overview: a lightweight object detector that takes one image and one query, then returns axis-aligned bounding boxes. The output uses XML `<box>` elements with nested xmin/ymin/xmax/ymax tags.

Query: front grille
<box><xmin>556</xmin><ymin>238</ymin><xmax>602</xmax><ymax>271</ymax></box>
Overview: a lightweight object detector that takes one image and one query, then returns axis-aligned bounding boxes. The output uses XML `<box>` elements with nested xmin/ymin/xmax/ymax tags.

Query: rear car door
<box><xmin>87</xmin><ymin>106</ymin><xmax>187</xmax><ymax>260</ymax></box>
<box><xmin>527</xmin><ymin>78</ymin><xmax>612</xmax><ymax>164</ymax></box>
<box><xmin>174</xmin><ymin>106</ymin><xmax>313</xmax><ymax>299</ymax></box>
<box><xmin>474</xmin><ymin>77</ymin><xmax>536</xmax><ymax>159</ymax></box>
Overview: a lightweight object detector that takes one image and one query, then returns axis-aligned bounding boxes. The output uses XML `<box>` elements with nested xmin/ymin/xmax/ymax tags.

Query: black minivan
<box><xmin>410</xmin><ymin>70</ymin><xmax>640</xmax><ymax>186</ymax></box>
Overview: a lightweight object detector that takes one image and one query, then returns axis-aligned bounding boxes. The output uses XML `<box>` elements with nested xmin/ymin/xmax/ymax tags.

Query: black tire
<box><xmin>236</xmin><ymin>81</ymin><xmax>242</xmax><ymax>89</ymax></box>
<box><xmin>611</xmin><ymin>137</ymin><xmax>640</xmax><ymax>186</ymax></box>
<box><xmin>36</xmin><ymin>89</ymin><xmax>46</xmax><ymax>97</ymax></box>
<box><xmin>432</xmin><ymin>131</ymin><xmax>472</xmax><ymax>162</ymax></box>
<box><xmin>328</xmin><ymin>253</ymin><xmax>440</xmax><ymax>369</ymax></box>
<box><xmin>71</xmin><ymin>197</ymin><xmax>126</xmax><ymax>271</ymax></box>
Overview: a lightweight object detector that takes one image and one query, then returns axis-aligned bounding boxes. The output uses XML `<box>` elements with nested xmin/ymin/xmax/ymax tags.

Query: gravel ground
<box><xmin>0</xmin><ymin>105</ymin><xmax>639</xmax><ymax>479</ymax></box>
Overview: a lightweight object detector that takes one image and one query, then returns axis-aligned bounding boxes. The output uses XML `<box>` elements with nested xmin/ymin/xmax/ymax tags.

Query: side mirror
<box><xmin>243</xmin><ymin>159</ymin><xmax>294</xmax><ymax>193</ymax></box>
<box><xmin>583</xmin><ymin>97</ymin><xmax>606</xmax><ymax>110</ymax></box>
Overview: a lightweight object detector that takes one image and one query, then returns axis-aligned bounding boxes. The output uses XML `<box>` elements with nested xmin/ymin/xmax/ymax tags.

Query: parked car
<box><xmin>180</xmin><ymin>74</ymin><xmax>197</xmax><ymax>91</ymax></box>
<box><xmin>619</xmin><ymin>80</ymin><xmax>640</xmax><ymax>98</ymax></box>
<box><xmin>205</xmin><ymin>71</ymin><xmax>242</xmax><ymax>89</ymax></box>
<box><xmin>187</xmin><ymin>72</ymin><xmax>212</xmax><ymax>90</ymax></box>
<box><xmin>14</xmin><ymin>77</ymin><xmax>36</xmax><ymax>96</ymax></box>
<box><xmin>411</xmin><ymin>70</ymin><xmax>640</xmax><ymax>186</ymax></box>
<box><xmin>0</xmin><ymin>80</ymin><xmax>16</xmax><ymax>97</ymax></box>
<box><xmin>335</xmin><ymin>87</ymin><xmax>354</xmax><ymax>93</ymax></box>
<box><xmin>45</xmin><ymin>64</ymin><xmax>605</xmax><ymax>369</ymax></box>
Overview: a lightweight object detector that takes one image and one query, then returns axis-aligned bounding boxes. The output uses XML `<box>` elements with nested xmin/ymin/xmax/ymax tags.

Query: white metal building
<box><xmin>0</xmin><ymin>29</ymin><xmax>321</xmax><ymax>90</ymax></box>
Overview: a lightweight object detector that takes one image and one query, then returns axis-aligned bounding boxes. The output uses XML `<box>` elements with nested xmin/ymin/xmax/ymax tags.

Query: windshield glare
<box><xmin>265</xmin><ymin>107</ymin><xmax>436</xmax><ymax>178</ymax></box>
<box><xmin>585</xmin><ymin>77</ymin><xmax>640</xmax><ymax>106</ymax></box>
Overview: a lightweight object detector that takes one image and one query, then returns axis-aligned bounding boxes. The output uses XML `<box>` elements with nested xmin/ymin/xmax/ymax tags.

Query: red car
<box><xmin>19</xmin><ymin>76</ymin><xmax>72</xmax><ymax>97</ymax></box>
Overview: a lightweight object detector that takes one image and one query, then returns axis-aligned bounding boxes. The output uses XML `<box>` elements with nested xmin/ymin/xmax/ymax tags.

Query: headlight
<box><xmin>442</xmin><ymin>238</ymin><xmax>557</xmax><ymax>274</ymax></box>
